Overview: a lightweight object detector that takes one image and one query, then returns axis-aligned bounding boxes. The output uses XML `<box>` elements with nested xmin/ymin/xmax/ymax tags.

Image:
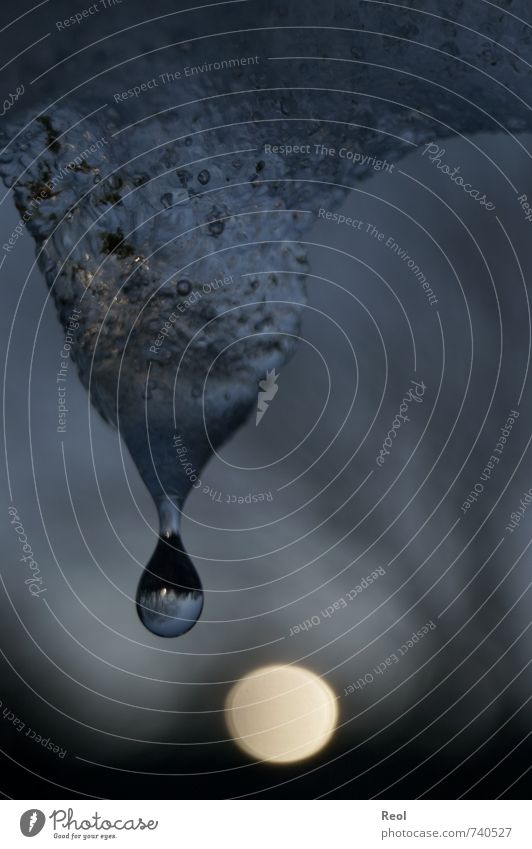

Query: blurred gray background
<box><xmin>2</xmin><ymin>131</ymin><xmax>532</xmax><ymax>798</ymax></box>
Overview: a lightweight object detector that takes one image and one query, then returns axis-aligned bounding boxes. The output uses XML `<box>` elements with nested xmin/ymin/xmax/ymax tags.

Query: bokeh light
<box><xmin>226</xmin><ymin>665</ymin><xmax>338</xmax><ymax>764</ymax></box>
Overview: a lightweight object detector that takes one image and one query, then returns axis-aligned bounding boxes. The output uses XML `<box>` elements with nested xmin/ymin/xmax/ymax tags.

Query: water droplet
<box><xmin>191</xmin><ymin>385</ymin><xmax>202</xmax><ymax>398</ymax></box>
<box><xmin>177</xmin><ymin>279</ymin><xmax>191</xmax><ymax>295</ymax></box>
<box><xmin>136</xmin><ymin>533</ymin><xmax>203</xmax><ymax>637</ymax></box>
<box><xmin>197</xmin><ymin>169</ymin><xmax>210</xmax><ymax>185</ymax></box>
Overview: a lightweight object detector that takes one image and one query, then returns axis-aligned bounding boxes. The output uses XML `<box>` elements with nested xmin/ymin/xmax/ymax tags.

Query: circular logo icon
<box><xmin>20</xmin><ymin>810</ymin><xmax>46</xmax><ymax>837</ymax></box>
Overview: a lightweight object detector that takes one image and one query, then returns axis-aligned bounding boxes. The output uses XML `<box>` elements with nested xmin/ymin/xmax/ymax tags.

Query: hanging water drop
<box><xmin>0</xmin><ymin>100</ymin><xmax>311</xmax><ymax>645</ymax></box>
<box><xmin>136</xmin><ymin>500</ymin><xmax>204</xmax><ymax>637</ymax></box>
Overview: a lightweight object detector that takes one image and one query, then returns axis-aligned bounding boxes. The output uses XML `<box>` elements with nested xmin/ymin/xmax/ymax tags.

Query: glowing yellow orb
<box><xmin>226</xmin><ymin>664</ymin><xmax>338</xmax><ymax>764</ymax></box>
